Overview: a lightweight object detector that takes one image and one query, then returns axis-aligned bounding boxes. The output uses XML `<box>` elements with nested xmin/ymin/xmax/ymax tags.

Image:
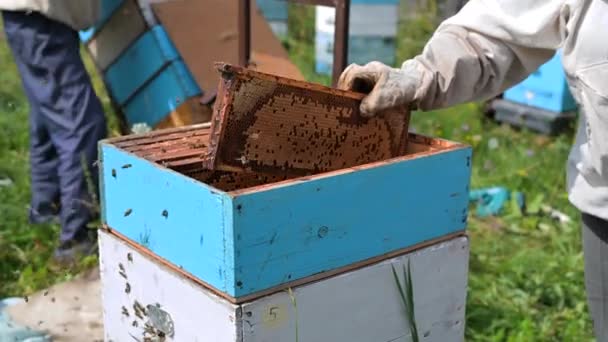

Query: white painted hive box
<box><xmin>99</xmin><ymin>230</ymin><xmax>469</xmax><ymax>341</ymax></box>
<box><xmin>315</xmin><ymin>1</ymin><xmax>399</xmax><ymax>74</ymax></box>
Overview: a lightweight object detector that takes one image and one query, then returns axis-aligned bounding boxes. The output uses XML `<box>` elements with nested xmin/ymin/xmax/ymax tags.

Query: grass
<box><xmin>392</xmin><ymin>260</ymin><xmax>419</xmax><ymax>342</ymax></box>
<box><xmin>0</xmin><ymin>3</ymin><xmax>594</xmax><ymax>341</ymax></box>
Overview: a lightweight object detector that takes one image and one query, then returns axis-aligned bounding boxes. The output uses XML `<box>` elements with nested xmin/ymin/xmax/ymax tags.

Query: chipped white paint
<box><xmin>99</xmin><ymin>230</ymin><xmax>239</xmax><ymax>341</ymax></box>
<box><xmin>100</xmin><ymin>231</ymin><xmax>468</xmax><ymax>341</ymax></box>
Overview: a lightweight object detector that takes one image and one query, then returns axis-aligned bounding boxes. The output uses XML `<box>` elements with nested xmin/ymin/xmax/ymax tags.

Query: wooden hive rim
<box><xmin>214</xmin><ymin>62</ymin><xmax>366</xmax><ymax>100</ymax></box>
<box><xmin>102</xmin><ymin>126</ymin><xmax>469</xmax><ymax>198</ymax></box>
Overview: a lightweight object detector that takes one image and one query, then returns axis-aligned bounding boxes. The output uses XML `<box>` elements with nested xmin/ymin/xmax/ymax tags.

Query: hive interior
<box><xmin>111</xmin><ymin>124</ymin><xmax>452</xmax><ymax>193</ymax></box>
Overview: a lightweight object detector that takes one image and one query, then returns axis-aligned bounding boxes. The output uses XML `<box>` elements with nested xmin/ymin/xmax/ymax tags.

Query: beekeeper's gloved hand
<box><xmin>337</xmin><ymin>60</ymin><xmax>423</xmax><ymax>118</ymax></box>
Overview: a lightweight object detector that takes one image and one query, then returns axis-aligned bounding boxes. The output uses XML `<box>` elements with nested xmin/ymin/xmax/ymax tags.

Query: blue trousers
<box><xmin>2</xmin><ymin>11</ymin><xmax>107</xmax><ymax>243</ymax></box>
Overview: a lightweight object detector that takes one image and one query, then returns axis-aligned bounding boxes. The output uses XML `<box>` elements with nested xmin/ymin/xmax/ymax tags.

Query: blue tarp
<box><xmin>0</xmin><ymin>298</ymin><xmax>50</xmax><ymax>342</ymax></box>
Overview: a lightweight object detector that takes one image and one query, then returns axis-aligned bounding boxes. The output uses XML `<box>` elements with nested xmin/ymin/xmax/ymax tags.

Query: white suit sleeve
<box><xmin>410</xmin><ymin>0</ymin><xmax>569</xmax><ymax>110</ymax></box>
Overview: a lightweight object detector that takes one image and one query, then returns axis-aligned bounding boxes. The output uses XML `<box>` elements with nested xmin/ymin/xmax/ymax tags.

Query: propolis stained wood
<box><xmin>205</xmin><ymin>63</ymin><xmax>411</xmax><ymax>176</ymax></box>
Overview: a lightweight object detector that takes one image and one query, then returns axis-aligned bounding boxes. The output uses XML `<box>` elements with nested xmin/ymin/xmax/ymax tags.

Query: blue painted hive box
<box><xmin>77</xmin><ymin>0</ymin><xmax>207</xmax><ymax>130</ymax></box>
<box><xmin>256</xmin><ymin>0</ymin><xmax>288</xmax><ymax>21</ymax></box>
<box><xmin>504</xmin><ymin>52</ymin><xmax>577</xmax><ymax>113</ymax></box>
<box><xmin>100</xmin><ymin>122</ymin><xmax>471</xmax><ymax>302</ymax></box>
<box><xmin>100</xmin><ymin>66</ymin><xmax>469</xmax><ymax>301</ymax></box>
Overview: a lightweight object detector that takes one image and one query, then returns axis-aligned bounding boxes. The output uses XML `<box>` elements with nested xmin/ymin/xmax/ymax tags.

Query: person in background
<box><xmin>1</xmin><ymin>1</ymin><xmax>106</xmax><ymax>264</ymax></box>
<box><xmin>338</xmin><ymin>0</ymin><xmax>608</xmax><ymax>339</ymax></box>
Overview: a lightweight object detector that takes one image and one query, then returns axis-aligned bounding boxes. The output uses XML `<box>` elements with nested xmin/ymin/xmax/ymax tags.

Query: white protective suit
<box><xmin>339</xmin><ymin>0</ymin><xmax>608</xmax><ymax>221</ymax></box>
<box><xmin>0</xmin><ymin>0</ymin><xmax>100</xmax><ymax>30</ymax></box>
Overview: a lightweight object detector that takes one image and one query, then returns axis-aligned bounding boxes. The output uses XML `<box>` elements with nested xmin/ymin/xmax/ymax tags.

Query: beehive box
<box><xmin>491</xmin><ymin>98</ymin><xmax>577</xmax><ymax>135</ymax></box>
<box><xmin>503</xmin><ymin>52</ymin><xmax>577</xmax><ymax>113</ymax></box>
<box><xmin>100</xmin><ymin>119</ymin><xmax>471</xmax><ymax>300</ymax></box>
<box><xmin>104</xmin><ymin>26</ymin><xmax>181</xmax><ymax>106</ymax></box>
<box><xmin>315</xmin><ymin>0</ymin><xmax>399</xmax><ymax>74</ymax></box>
<box><xmin>79</xmin><ymin>0</ymin><xmax>304</xmax><ymax>132</ymax></box>
<box><xmin>99</xmin><ymin>229</ymin><xmax>469</xmax><ymax>341</ymax></box>
<box><xmin>256</xmin><ymin>0</ymin><xmax>288</xmax><ymax>38</ymax></box>
<box><xmin>79</xmin><ymin>0</ymin><xmax>210</xmax><ymax>132</ymax></box>
<box><xmin>121</xmin><ymin>60</ymin><xmax>204</xmax><ymax>128</ymax></box>
<box><xmin>85</xmin><ymin>0</ymin><xmax>148</xmax><ymax>72</ymax></box>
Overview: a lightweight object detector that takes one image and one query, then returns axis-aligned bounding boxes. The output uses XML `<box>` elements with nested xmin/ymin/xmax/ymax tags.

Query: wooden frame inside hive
<box><xmin>113</xmin><ymin>62</ymin><xmax>414</xmax><ymax>186</ymax></box>
<box><xmin>108</xmin><ymin>124</ymin><xmax>456</xmax><ymax>195</ymax></box>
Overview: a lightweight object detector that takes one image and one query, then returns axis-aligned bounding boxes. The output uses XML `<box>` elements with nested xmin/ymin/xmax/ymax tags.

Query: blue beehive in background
<box><xmin>491</xmin><ymin>51</ymin><xmax>578</xmax><ymax>135</ymax></box>
<box><xmin>80</xmin><ymin>0</ymin><xmax>302</xmax><ymax>131</ymax></box>
<box><xmin>503</xmin><ymin>52</ymin><xmax>577</xmax><ymax>113</ymax></box>
<box><xmin>256</xmin><ymin>0</ymin><xmax>288</xmax><ymax>37</ymax></box>
<box><xmin>79</xmin><ymin>0</ymin><xmax>207</xmax><ymax>131</ymax></box>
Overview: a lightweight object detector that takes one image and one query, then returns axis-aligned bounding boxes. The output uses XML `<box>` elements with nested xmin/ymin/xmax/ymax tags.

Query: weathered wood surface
<box><xmin>86</xmin><ymin>0</ymin><xmax>147</xmax><ymax>71</ymax></box>
<box><xmin>206</xmin><ymin>63</ymin><xmax>411</xmax><ymax>176</ymax></box>
<box><xmin>100</xmin><ymin>230</ymin><xmax>469</xmax><ymax>341</ymax></box>
<box><xmin>152</xmin><ymin>0</ymin><xmax>304</xmax><ymax>93</ymax></box>
<box><xmin>153</xmin><ymin>97</ymin><xmax>213</xmax><ymax>130</ymax></box>
<box><xmin>100</xmin><ymin>128</ymin><xmax>470</xmax><ymax>299</ymax></box>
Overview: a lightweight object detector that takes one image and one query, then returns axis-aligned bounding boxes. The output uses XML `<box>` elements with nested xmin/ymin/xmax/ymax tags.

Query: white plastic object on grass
<box><xmin>131</xmin><ymin>123</ymin><xmax>152</xmax><ymax>134</ymax></box>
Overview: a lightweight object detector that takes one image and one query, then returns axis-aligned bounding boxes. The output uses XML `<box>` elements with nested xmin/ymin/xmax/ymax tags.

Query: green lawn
<box><xmin>0</xmin><ymin>5</ymin><xmax>595</xmax><ymax>341</ymax></box>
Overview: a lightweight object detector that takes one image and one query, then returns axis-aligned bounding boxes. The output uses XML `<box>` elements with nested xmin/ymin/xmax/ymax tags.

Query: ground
<box><xmin>0</xmin><ymin>5</ymin><xmax>595</xmax><ymax>341</ymax></box>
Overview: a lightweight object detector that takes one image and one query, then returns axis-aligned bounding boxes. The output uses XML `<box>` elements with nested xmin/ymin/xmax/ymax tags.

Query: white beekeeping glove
<box><xmin>337</xmin><ymin>61</ymin><xmax>422</xmax><ymax>117</ymax></box>
<box><xmin>336</xmin><ymin>0</ymin><xmax>565</xmax><ymax>119</ymax></box>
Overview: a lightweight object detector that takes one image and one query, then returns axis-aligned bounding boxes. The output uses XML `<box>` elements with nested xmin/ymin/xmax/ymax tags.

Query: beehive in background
<box><xmin>79</xmin><ymin>0</ymin><xmax>301</xmax><ymax>132</ymax></box>
<box><xmin>256</xmin><ymin>0</ymin><xmax>289</xmax><ymax>38</ymax></box>
<box><xmin>315</xmin><ymin>0</ymin><xmax>400</xmax><ymax>74</ymax></box>
<box><xmin>98</xmin><ymin>120</ymin><xmax>472</xmax><ymax>339</ymax></box>
<box><xmin>490</xmin><ymin>51</ymin><xmax>578</xmax><ymax>135</ymax></box>
<box><xmin>79</xmin><ymin>0</ymin><xmax>209</xmax><ymax>132</ymax></box>
<box><xmin>503</xmin><ymin>52</ymin><xmax>577</xmax><ymax>113</ymax></box>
